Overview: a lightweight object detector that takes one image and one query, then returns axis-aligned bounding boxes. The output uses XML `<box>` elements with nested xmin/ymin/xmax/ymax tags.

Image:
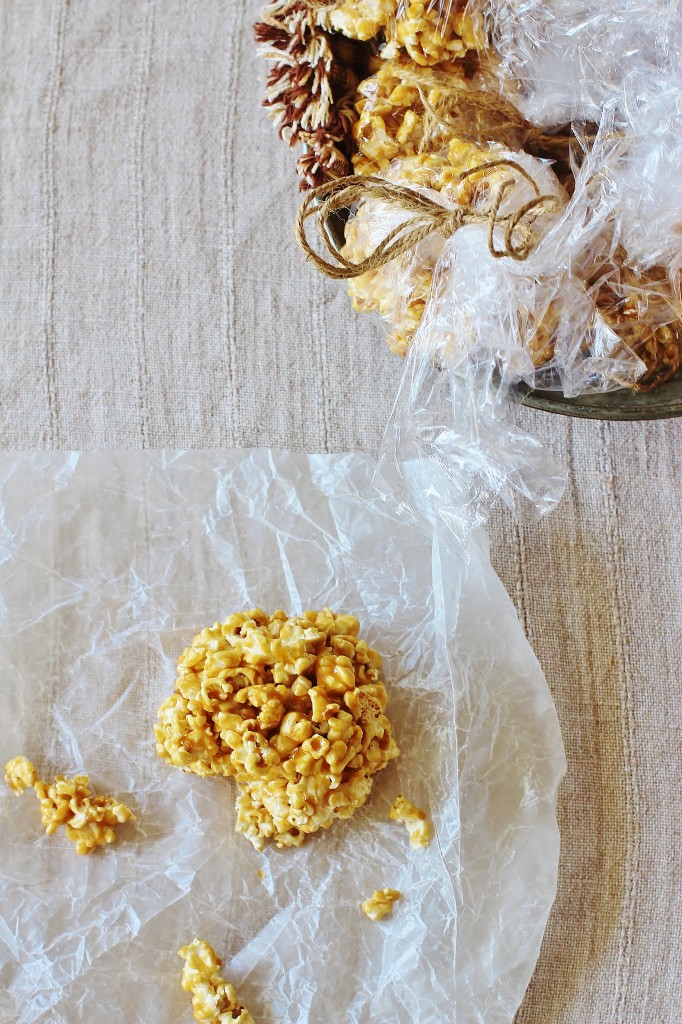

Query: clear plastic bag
<box><xmin>0</xmin><ymin>451</ymin><xmax>564</xmax><ymax>1024</ymax></box>
<box><xmin>297</xmin><ymin>0</ymin><xmax>682</xmax><ymax>521</ymax></box>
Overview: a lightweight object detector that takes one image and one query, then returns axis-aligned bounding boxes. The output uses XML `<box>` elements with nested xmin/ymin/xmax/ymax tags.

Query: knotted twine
<box><xmin>301</xmin><ymin>0</ymin><xmax>345</xmax><ymax>10</ymax></box>
<box><xmin>295</xmin><ymin>160</ymin><xmax>559</xmax><ymax>279</ymax></box>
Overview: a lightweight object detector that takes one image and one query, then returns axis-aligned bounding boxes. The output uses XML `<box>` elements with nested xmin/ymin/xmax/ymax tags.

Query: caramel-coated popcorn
<box><xmin>155</xmin><ymin>609</ymin><xmax>400</xmax><ymax>850</ymax></box>
<box><xmin>324</xmin><ymin>0</ymin><xmax>395</xmax><ymax>42</ymax></box>
<box><xmin>4</xmin><ymin>755</ymin><xmax>134</xmax><ymax>854</ymax></box>
<box><xmin>319</xmin><ymin>0</ymin><xmax>483</xmax><ymax>65</ymax></box>
<box><xmin>361</xmin><ymin>887</ymin><xmax>402</xmax><ymax>921</ymax></box>
<box><xmin>352</xmin><ymin>60</ymin><xmax>464</xmax><ymax>177</ymax></box>
<box><xmin>388</xmin><ymin>2</ymin><xmax>484</xmax><ymax>66</ymax></box>
<box><xmin>4</xmin><ymin>754</ymin><xmax>38</xmax><ymax>794</ymax></box>
<box><xmin>179</xmin><ymin>939</ymin><xmax>255</xmax><ymax>1024</ymax></box>
<box><xmin>389</xmin><ymin>794</ymin><xmax>431</xmax><ymax>847</ymax></box>
<box><xmin>339</xmin><ymin>58</ymin><xmax>566</xmax><ymax>362</ymax></box>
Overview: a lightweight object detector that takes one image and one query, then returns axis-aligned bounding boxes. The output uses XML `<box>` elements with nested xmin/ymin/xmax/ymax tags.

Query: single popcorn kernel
<box><xmin>389</xmin><ymin>794</ymin><xmax>431</xmax><ymax>847</ymax></box>
<box><xmin>179</xmin><ymin>939</ymin><xmax>255</xmax><ymax>1024</ymax></box>
<box><xmin>361</xmin><ymin>887</ymin><xmax>402</xmax><ymax>921</ymax></box>
<box><xmin>155</xmin><ymin>609</ymin><xmax>400</xmax><ymax>850</ymax></box>
<box><xmin>4</xmin><ymin>755</ymin><xmax>134</xmax><ymax>854</ymax></box>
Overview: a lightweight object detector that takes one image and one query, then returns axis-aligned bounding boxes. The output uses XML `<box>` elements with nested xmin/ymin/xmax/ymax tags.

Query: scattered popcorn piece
<box><xmin>4</xmin><ymin>754</ymin><xmax>134</xmax><ymax>854</ymax></box>
<box><xmin>389</xmin><ymin>794</ymin><xmax>431</xmax><ymax>847</ymax></box>
<box><xmin>179</xmin><ymin>939</ymin><xmax>255</xmax><ymax>1024</ymax></box>
<box><xmin>361</xmin><ymin>888</ymin><xmax>402</xmax><ymax>921</ymax></box>
<box><xmin>155</xmin><ymin>609</ymin><xmax>399</xmax><ymax>850</ymax></box>
<box><xmin>4</xmin><ymin>754</ymin><xmax>38</xmax><ymax>794</ymax></box>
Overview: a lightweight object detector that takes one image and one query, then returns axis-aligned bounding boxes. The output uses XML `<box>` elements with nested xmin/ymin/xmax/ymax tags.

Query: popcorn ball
<box><xmin>388</xmin><ymin>1</ymin><xmax>484</xmax><ymax>67</ymax></box>
<box><xmin>321</xmin><ymin>0</ymin><xmax>483</xmax><ymax>66</ymax></box>
<box><xmin>179</xmin><ymin>939</ymin><xmax>255</xmax><ymax>1024</ymax></box>
<box><xmin>323</xmin><ymin>0</ymin><xmax>395</xmax><ymax>42</ymax></box>
<box><xmin>155</xmin><ymin>609</ymin><xmax>400</xmax><ymax>850</ymax></box>
<box><xmin>351</xmin><ymin>60</ymin><xmax>465</xmax><ymax>178</ymax></box>
<box><xmin>4</xmin><ymin>755</ymin><xmax>134</xmax><ymax>854</ymax></box>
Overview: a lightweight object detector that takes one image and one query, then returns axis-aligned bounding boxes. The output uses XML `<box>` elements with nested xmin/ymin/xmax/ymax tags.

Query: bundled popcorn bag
<box><xmin>259</xmin><ymin>0</ymin><xmax>682</xmax><ymax>441</ymax></box>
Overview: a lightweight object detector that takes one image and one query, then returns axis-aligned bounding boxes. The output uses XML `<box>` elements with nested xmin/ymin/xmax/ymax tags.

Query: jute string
<box><xmin>382</xmin><ymin>60</ymin><xmax>578</xmax><ymax>155</ymax></box>
<box><xmin>301</xmin><ymin>0</ymin><xmax>345</xmax><ymax>10</ymax></box>
<box><xmin>417</xmin><ymin>83</ymin><xmax>577</xmax><ymax>152</ymax></box>
<box><xmin>295</xmin><ymin>161</ymin><xmax>559</xmax><ymax>278</ymax></box>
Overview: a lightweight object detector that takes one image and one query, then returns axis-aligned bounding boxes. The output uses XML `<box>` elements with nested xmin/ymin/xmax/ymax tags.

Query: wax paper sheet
<box><xmin>0</xmin><ymin>451</ymin><xmax>564</xmax><ymax>1024</ymax></box>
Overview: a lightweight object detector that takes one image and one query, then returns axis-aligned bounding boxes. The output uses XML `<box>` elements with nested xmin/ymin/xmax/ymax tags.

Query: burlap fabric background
<box><xmin>1</xmin><ymin>2</ymin><xmax>680</xmax><ymax>1020</ymax></box>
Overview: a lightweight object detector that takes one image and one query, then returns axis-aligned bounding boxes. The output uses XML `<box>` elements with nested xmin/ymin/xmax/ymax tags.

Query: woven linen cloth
<box><xmin>0</xmin><ymin>2</ymin><xmax>680</xmax><ymax>1021</ymax></box>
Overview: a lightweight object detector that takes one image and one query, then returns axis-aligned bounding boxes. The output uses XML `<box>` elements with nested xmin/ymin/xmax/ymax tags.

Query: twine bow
<box><xmin>300</xmin><ymin>0</ymin><xmax>345</xmax><ymax>9</ymax></box>
<box><xmin>295</xmin><ymin>161</ymin><xmax>559</xmax><ymax>279</ymax></box>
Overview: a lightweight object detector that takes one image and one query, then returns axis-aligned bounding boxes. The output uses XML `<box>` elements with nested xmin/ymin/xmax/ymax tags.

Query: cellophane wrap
<box><xmin>0</xmin><ymin>451</ymin><xmax>564</xmax><ymax>1024</ymax></box>
<box><xmin>345</xmin><ymin>0</ymin><xmax>682</xmax><ymax>520</ymax></box>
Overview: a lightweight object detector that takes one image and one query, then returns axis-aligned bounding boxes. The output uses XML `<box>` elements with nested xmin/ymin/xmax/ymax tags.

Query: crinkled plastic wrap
<box><xmin>0</xmin><ymin>451</ymin><xmax>564</xmax><ymax>1024</ymax></box>
<box><xmin>335</xmin><ymin>0</ymin><xmax>682</xmax><ymax>518</ymax></box>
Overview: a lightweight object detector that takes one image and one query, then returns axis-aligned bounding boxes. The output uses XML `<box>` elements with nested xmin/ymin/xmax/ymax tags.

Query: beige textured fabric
<box><xmin>0</xmin><ymin>2</ymin><xmax>680</xmax><ymax>1021</ymax></box>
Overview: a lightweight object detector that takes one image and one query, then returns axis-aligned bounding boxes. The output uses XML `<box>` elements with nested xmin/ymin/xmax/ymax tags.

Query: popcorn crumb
<box><xmin>389</xmin><ymin>794</ymin><xmax>431</xmax><ymax>847</ymax></box>
<box><xmin>155</xmin><ymin>609</ymin><xmax>399</xmax><ymax>850</ymax></box>
<box><xmin>361</xmin><ymin>888</ymin><xmax>402</xmax><ymax>921</ymax></box>
<box><xmin>4</xmin><ymin>754</ymin><xmax>38</xmax><ymax>794</ymax></box>
<box><xmin>179</xmin><ymin>939</ymin><xmax>255</xmax><ymax>1024</ymax></box>
<box><xmin>4</xmin><ymin>755</ymin><xmax>134</xmax><ymax>855</ymax></box>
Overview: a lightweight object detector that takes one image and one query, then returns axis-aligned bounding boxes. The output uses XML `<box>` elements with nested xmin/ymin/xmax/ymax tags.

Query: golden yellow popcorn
<box><xmin>361</xmin><ymin>887</ymin><xmax>402</xmax><ymax>921</ymax></box>
<box><xmin>318</xmin><ymin>0</ymin><xmax>483</xmax><ymax>65</ymax></box>
<box><xmin>4</xmin><ymin>755</ymin><xmax>134</xmax><ymax>855</ymax></box>
<box><xmin>155</xmin><ymin>609</ymin><xmax>400</xmax><ymax>850</ymax></box>
<box><xmin>322</xmin><ymin>0</ymin><xmax>395</xmax><ymax>42</ymax></box>
<box><xmin>389</xmin><ymin>794</ymin><xmax>431</xmax><ymax>847</ymax></box>
<box><xmin>387</xmin><ymin>1</ymin><xmax>485</xmax><ymax>67</ymax></box>
<box><xmin>343</xmin><ymin>61</ymin><xmax>567</xmax><ymax>360</ymax></box>
<box><xmin>4</xmin><ymin>754</ymin><xmax>38</xmax><ymax>794</ymax></box>
<box><xmin>352</xmin><ymin>60</ymin><xmax>464</xmax><ymax>178</ymax></box>
<box><xmin>179</xmin><ymin>939</ymin><xmax>255</xmax><ymax>1024</ymax></box>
